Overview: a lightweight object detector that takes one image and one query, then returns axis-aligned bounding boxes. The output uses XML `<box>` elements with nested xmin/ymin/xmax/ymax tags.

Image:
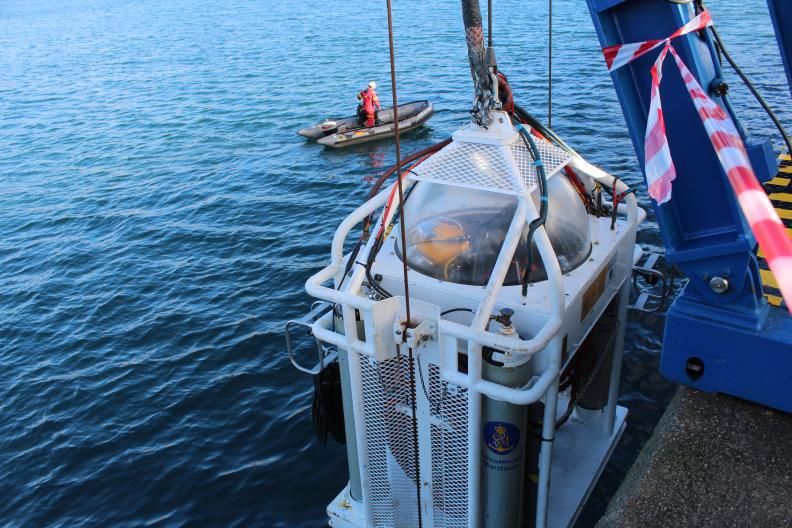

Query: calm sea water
<box><xmin>1</xmin><ymin>0</ymin><xmax>788</xmax><ymax>526</ymax></box>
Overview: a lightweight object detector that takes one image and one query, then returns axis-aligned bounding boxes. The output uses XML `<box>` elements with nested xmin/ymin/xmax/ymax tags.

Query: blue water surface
<box><xmin>1</xmin><ymin>0</ymin><xmax>789</xmax><ymax>526</ymax></box>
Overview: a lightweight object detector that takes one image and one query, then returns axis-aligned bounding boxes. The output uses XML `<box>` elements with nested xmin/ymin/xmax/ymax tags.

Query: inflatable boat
<box><xmin>297</xmin><ymin>100</ymin><xmax>433</xmax><ymax>148</ymax></box>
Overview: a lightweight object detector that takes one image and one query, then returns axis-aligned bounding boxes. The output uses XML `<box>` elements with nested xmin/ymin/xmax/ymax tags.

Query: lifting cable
<box><xmin>384</xmin><ymin>1</ymin><xmax>422</xmax><ymax>525</ymax></box>
<box><xmin>487</xmin><ymin>0</ymin><xmax>493</xmax><ymax>48</ymax></box>
<box><xmin>384</xmin><ymin>0</ymin><xmax>411</xmax><ymax>327</ymax></box>
<box><xmin>548</xmin><ymin>0</ymin><xmax>553</xmax><ymax>128</ymax></box>
<box><xmin>689</xmin><ymin>0</ymin><xmax>792</xmax><ymax>155</ymax></box>
<box><xmin>515</xmin><ymin>123</ymin><xmax>549</xmax><ymax>296</ymax></box>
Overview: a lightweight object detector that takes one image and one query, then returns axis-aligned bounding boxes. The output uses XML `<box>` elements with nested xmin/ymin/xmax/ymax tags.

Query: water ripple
<box><xmin>0</xmin><ymin>0</ymin><xmax>787</xmax><ymax>526</ymax></box>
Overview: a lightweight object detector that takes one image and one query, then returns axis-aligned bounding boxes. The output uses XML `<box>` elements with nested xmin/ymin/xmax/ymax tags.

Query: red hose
<box><xmin>367</xmin><ymin>138</ymin><xmax>452</xmax><ymax>199</ymax></box>
<box><xmin>564</xmin><ymin>166</ymin><xmax>594</xmax><ymax>211</ymax></box>
<box><xmin>363</xmin><ymin>138</ymin><xmax>451</xmax><ymax>237</ymax></box>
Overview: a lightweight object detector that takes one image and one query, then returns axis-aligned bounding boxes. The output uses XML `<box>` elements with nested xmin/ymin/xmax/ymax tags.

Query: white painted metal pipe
<box><xmin>572</xmin><ymin>155</ymin><xmax>642</xmax><ymax>440</ymax></box>
<box><xmin>522</xmin><ymin>193</ymin><xmax>565</xmax><ymax>528</ymax></box>
<box><xmin>307</xmin><ymin>178</ymin><xmax>406</xmax><ymax>311</ymax></box>
<box><xmin>442</xmin><ymin>362</ymin><xmax>559</xmax><ymax>405</ymax></box>
<box><xmin>341</xmin><ymin>302</ymin><xmax>374</xmax><ymax>525</ymax></box>
<box><xmin>311</xmin><ymin>319</ymin><xmax>374</xmax><ymax>356</ymax></box>
<box><xmin>471</xmin><ymin>199</ymin><xmax>529</xmax><ymax>328</ymax></box>
<box><xmin>338</xmin><ymin>181</ymin><xmax>411</xmax><ymax>298</ymax></box>
<box><xmin>330</xmin><ymin>188</ymin><xmax>391</xmax><ymax>268</ymax></box>
<box><xmin>531</xmin><ymin>216</ymin><xmax>565</xmax><ymax>318</ymax></box>
<box><xmin>306</xmin><ymin>265</ymin><xmax>373</xmax><ymax>311</ymax></box>
<box><xmin>535</xmin><ymin>338</ymin><xmax>562</xmax><ymax>528</ymax></box>
<box><xmin>439</xmin><ymin>315</ymin><xmax>562</xmax><ymax>356</ymax></box>
<box><xmin>306</xmin><ymin>170</ymin><xmax>576</xmax><ymax>526</ymax></box>
<box><xmin>570</xmin><ymin>155</ymin><xmax>640</xmax><ymax>231</ymax></box>
<box><xmin>306</xmin><ymin>183</ymin><xmax>407</xmax><ymax>525</ymax></box>
<box><xmin>467</xmin><ymin>199</ymin><xmax>529</xmax><ymax>528</ymax></box>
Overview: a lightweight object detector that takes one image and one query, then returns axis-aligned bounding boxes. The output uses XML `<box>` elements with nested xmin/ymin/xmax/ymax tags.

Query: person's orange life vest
<box><xmin>358</xmin><ymin>88</ymin><xmax>381</xmax><ymax>116</ymax></box>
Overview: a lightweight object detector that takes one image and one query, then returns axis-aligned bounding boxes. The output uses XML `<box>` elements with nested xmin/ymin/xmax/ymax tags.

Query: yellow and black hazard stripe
<box><xmin>758</xmin><ymin>152</ymin><xmax>792</xmax><ymax>309</ymax></box>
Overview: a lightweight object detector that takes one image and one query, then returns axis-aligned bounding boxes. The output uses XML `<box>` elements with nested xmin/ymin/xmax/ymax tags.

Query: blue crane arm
<box><xmin>584</xmin><ymin>0</ymin><xmax>792</xmax><ymax>412</ymax></box>
<box><xmin>767</xmin><ymin>0</ymin><xmax>792</xmax><ymax>97</ymax></box>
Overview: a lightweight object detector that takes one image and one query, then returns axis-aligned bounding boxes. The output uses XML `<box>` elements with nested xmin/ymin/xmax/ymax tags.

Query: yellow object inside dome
<box><xmin>411</xmin><ymin>218</ymin><xmax>471</xmax><ymax>267</ymax></box>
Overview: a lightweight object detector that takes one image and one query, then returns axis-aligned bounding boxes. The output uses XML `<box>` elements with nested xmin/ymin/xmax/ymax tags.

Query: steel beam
<box><xmin>585</xmin><ymin>0</ymin><xmax>790</xmax><ymax>411</ymax></box>
<box><xmin>767</xmin><ymin>0</ymin><xmax>792</xmax><ymax>98</ymax></box>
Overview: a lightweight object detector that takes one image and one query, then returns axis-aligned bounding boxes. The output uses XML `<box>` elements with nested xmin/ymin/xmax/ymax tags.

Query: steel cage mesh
<box><xmin>410</xmin><ymin>134</ymin><xmax>571</xmax><ymax>195</ymax></box>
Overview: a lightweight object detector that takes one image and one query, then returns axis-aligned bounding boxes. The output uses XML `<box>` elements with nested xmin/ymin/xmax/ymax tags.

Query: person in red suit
<box><xmin>357</xmin><ymin>81</ymin><xmax>381</xmax><ymax>127</ymax></box>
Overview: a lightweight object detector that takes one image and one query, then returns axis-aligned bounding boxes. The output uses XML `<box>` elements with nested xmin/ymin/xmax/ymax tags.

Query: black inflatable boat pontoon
<box><xmin>297</xmin><ymin>100</ymin><xmax>433</xmax><ymax>148</ymax></box>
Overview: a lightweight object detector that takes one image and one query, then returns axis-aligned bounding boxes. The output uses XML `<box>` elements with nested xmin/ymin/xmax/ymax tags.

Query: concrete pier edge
<box><xmin>595</xmin><ymin>387</ymin><xmax>792</xmax><ymax>528</ymax></box>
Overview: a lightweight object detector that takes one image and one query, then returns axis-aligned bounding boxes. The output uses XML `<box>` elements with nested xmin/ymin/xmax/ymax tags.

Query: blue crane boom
<box><xmin>584</xmin><ymin>0</ymin><xmax>792</xmax><ymax>412</ymax></box>
<box><xmin>767</xmin><ymin>0</ymin><xmax>792</xmax><ymax>98</ymax></box>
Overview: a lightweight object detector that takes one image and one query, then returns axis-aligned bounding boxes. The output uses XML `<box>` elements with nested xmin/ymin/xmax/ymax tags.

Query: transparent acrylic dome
<box><xmin>396</xmin><ymin>175</ymin><xmax>591</xmax><ymax>286</ymax></box>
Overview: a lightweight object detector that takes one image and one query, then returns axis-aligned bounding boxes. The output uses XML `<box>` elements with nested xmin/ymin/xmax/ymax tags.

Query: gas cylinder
<box><xmin>481</xmin><ymin>308</ymin><xmax>533</xmax><ymax>528</ymax></box>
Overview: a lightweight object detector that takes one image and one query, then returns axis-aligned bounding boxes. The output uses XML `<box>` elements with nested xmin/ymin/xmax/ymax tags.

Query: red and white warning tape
<box><xmin>645</xmin><ymin>43</ymin><xmax>675</xmax><ymax>205</ymax></box>
<box><xmin>602</xmin><ymin>10</ymin><xmax>712</xmax><ymax>72</ymax></box>
<box><xmin>604</xmin><ymin>10</ymin><xmax>792</xmax><ymax>312</ymax></box>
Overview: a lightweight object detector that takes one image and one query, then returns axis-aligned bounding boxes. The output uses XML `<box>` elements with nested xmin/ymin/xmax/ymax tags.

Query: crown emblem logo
<box><xmin>485</xmin><ymin>421</ymin><xmax>519</xmax><ymax>455</ymax></box>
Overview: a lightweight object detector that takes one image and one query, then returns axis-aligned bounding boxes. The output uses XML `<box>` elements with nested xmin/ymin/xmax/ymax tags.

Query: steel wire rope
<box><xmin>708</xmin><ymin>18</ymin><xmax>792</xmax><ymax>156</ymax></box>
<box><xmin>548</xmin><ymin>0</ymin><xmax>553</xmax><ymax>128</ymax></box>
<box><xmin>363</xmin><ymin>182</ymin><xmax>416</xmax><ymax>300</ymax></box>
<box><xmin>384</xmin><ymin>1</ymin><xmax>422</xmax><ymax>525</ymax></box>
<box><xmin>487</xmin><ymin>0</ymin><xmax>492</xmax><ymax>48</ymax></box>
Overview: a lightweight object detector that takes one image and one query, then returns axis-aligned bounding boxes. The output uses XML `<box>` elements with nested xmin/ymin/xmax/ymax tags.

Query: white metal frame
<box><xmin>305</xmin><ymin>139</ymin><xmax>640</xmax><ymax>527</ymax></box>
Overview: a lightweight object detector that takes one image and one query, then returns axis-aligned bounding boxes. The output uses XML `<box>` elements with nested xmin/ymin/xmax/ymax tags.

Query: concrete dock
<box><xmin>596</xmin><ymin>387</ymin><xmax>792</xmax><ymax>528</ymax></box>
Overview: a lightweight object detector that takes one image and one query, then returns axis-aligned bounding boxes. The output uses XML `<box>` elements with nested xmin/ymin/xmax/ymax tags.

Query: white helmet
<box><xmin>368</xmin><ymin>81</ymin><xmax>377</xmax><ymax>89</ymax></box>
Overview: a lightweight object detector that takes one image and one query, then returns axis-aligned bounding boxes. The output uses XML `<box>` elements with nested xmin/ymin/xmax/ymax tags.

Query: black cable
<box><xmin>515</xmin><ymin>123</ymin><xmax>549</xmax><ymax>297</ymax></box>
<box><xmin>365</xmin><ymin>238</ymin><xmax>392</xmax><ymax>299</ymax></box>
<box><xmin>514</xmin><ymin>103</ymin><xmax>578</xmax><ymax>157</ymax></box>
<box><xmin>363</xmin><ymin>182</ymin><xmax>417</xmax><ymax>300</ymax></box>
<box><xmin>404</xmin><ymin>346</ymin><xmax>421</xmax><ymax>522</ymax></box>
<box><xmin>524</xmin><ymin>419</ymin><xmax>553</xmax><ymax>442</ymax></box>
<box><xmin>338</xmin><ymin>236</ymin><xmax>365</xmax><ymax>292</ymax></box>
<box><xmin>600</xmin><ymin>178</ymin><xmax>634</xmax><ymax>229</ymax></box>
<box><xmin>440</xmin><ymin>307</ymin><xmax>476</xmax><ymax>316</ymax></box>
<box><xmin>708</xmin><ymin>24</ymin><xmax>792</xmax><ymax>156</ymax></box>
<box><xmin>365</xmin><ymin>223</ymin><xmax>393</xmax><ymax>299</ymax></box>
<box><xmin>364</xmin><ymin>222</ymin><xmax>392</xmax><ymax>299</ymax></box>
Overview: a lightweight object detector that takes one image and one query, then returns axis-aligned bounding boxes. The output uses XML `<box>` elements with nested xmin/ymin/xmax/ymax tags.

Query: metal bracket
<box><xmin>285</xmin><ymin>301</ymin><xmax>334</xmax><ymax>374</ymax></box>
<box><xmin>470</xmin><ymin>68</ymin><xmax>501</xmax><ymax>128</ymax></box>
<box><xmin>393</xmin><ymin>318</ymin><xmax>437</xmax><ymax>349</ymax></box>
<box><xmin>630</xmin><ymin>252</ymin><xmax>688</xmax><ymax>313</ymax></box>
